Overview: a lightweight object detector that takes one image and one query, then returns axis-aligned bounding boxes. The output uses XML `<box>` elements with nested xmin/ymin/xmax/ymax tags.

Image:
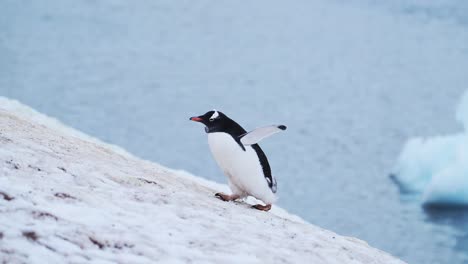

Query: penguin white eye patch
<box><xmin>209</xmin><ymin>110</ymin><xmax>219</xmax><ymax>121</ymax></box>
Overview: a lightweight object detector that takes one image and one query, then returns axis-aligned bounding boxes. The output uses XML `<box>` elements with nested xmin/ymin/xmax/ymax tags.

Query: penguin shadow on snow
<box><xmin>189</xmin><ymin>110</ymin><xmax>287</xmax><ymax>212</ymax></box>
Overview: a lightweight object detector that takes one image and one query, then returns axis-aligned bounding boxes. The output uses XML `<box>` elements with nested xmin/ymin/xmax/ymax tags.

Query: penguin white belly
<box><xmin>207</xmin><ymin>132</ymin><xmax>276</xmax><ymax>204</ymax></box>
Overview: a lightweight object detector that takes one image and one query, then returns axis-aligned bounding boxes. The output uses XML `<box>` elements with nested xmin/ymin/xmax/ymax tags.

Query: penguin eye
<box><xmin>209</xmin><ymin>117</ymin><xmax>215</xmax><ymax>122</ymax></box>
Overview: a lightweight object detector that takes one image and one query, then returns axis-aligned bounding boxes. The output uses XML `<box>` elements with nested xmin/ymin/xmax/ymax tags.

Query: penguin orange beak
<box><xmin>190</xmin><ymin>117</ymin><xmax>203</xmax><ymax>122</ymax></box>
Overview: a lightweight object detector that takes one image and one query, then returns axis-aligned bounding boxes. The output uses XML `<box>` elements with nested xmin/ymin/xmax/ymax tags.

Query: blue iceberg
<box><xmin>392</xmin><ymin>91</ymin><xmax>468</xmax><ymax>207</ymax></box>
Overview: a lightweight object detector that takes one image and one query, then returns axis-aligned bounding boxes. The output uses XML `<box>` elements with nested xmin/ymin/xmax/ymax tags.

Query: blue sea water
<box><xmin>2</xmin><ymin>0</ymin><xmax>468</xmax><ymax>263</ymax></box>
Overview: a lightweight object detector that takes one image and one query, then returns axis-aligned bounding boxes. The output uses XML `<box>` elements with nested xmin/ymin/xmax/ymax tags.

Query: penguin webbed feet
<box><xmin>214</xmin><ymin>192</ymin><xmax>240</xmax><ymax>202</ymax></box>
<box><xmin>252</xmin><ymin>204</ymin><xmax>272</xmax><ymax>211</ymax></box>
<box><xmin>215</xmin><ymin>193</ymin><xmax>272</xmax><ymax>211</ymax></box>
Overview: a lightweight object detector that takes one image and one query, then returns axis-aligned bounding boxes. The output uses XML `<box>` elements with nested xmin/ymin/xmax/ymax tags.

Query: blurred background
<box><xmin>2</xmin><ymin>0</ymin><xmax>468</xmax><ymax>263</ymax></box>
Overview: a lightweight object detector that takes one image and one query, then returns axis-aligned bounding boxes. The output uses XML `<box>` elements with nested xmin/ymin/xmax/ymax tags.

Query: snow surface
<box><xmin>0</xmin><ymin>97</ymin><xmax>404</xmax><ymax>263</ymax></box>
<box><xmin>392</xmin><ymin>90</ymin><xmax>468</xmax><ymax>206</ymax></box>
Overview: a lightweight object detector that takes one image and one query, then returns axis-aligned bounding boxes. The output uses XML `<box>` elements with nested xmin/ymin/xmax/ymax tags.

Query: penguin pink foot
<box><xmin>215</xmin><ymin>193</ymin><xmax>240</xmax><ymax>201</ymax></box>
<box><xmin>252</xmin><ymin>204</ymin><xmax>272</xmax><ymax>211</ymax></box>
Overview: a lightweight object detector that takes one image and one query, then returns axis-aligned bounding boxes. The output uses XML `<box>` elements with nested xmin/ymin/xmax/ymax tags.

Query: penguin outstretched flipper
<box><xmin>239</xmin><ymin>125</ymin><xmax>287</xmax><ymax>146</ymax></box>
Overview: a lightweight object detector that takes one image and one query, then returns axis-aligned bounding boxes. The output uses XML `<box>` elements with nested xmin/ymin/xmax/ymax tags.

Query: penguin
<box><xmin>189</xmin><ymin>110</ymin><xmax>286</xmax><ymax>211</ymax></box>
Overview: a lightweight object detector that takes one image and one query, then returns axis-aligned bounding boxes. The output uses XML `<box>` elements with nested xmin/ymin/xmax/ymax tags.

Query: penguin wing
<box><xmin>239</xmin><ymin>125</ymin><xmax>287</xmax><ymax>146</ymax></box>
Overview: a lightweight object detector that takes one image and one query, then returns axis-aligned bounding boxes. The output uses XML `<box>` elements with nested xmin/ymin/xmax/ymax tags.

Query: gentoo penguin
<box><xmin>189</xmin><ymin>110</ymin><xmax>286</xmax><ymax>211</ymax></box>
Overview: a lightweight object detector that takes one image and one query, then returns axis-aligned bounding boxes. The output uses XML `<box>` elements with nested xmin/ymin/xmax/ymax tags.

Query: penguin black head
<box><xmin>190</xmin><ymin>110</ymin><xmax>234</xmax><ymax>133</ymax></box>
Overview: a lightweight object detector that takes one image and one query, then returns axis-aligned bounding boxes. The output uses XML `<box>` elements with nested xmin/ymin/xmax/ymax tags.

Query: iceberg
<box><xmin>392</xmin><ymin>91</ymin><xmax>468</xmax><ymax>207</ymax></box>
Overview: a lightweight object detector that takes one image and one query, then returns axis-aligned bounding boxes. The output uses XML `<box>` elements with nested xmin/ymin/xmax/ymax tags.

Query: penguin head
<box><xmin>190</xmin><ymin>110</ymin><xmax>228</xmax><ymax>133</ymax></box>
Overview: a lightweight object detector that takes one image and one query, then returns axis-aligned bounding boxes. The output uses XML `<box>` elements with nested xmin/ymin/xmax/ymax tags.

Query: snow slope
<box><xmin>392</xmin><ymin>91</ymin><xmax>468</xmax><ymax>207</ymax></box>
<box><xmin>0</xmin><ymin>97</ymin><xmax>404</xmax><ymax>263</ymax></box>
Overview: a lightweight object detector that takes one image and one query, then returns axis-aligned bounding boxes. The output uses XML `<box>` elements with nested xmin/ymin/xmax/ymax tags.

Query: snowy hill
<box><xmin>0</xmin><ymin>98</ymin><xmax>404</xmax><ymax>264</ymax></box>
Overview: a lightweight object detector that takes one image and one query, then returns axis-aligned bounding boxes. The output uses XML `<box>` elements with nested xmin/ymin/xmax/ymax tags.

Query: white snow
<box><xmin>0</xmin><ymin>97</ymin><xmax>404</xmax><ymax>263</ymax></box>
<box><xmin>392</xmin><ymin>90</ymin><xmax>468</xmax><ymax>206</ymax></box>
